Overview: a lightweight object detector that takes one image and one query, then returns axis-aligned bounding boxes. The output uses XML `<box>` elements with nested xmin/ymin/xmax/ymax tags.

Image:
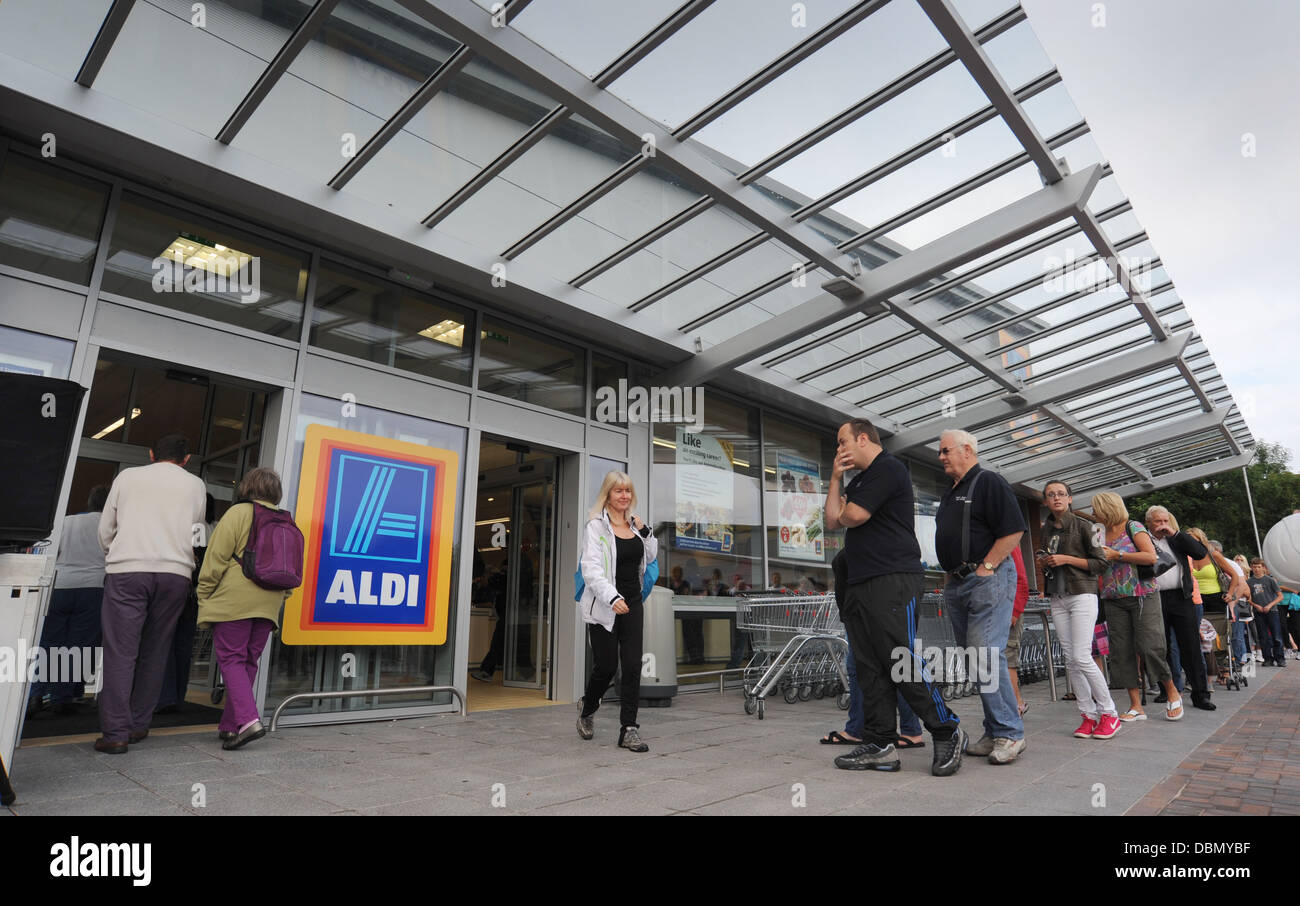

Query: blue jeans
<box><xmin>844</xmin><ymin>640</ymin><xmax>863</xmax><ymax>738</ymax></box>
<box><xmin>1231</xmin><ymin>621</ymin><xmax>1249</xmax><ymax>668</ymax></box>
<box><xmin>898</xmin><ymin>691</ymin><xmax>921</xmax><ymax>736</ymax></box>
<box><xmin>944</xmin><ymin>559</ymin><xmax>1023</xmax><ymax>740</ymax></box>
<box><xmin>1261</xmin><ymin>608</ymin><xmax>1286</xmax><ymax>663</ymax></box>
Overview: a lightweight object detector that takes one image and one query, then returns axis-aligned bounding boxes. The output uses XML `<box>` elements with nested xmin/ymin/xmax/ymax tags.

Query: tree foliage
<box><xmin>1127</xmin><ymin>441</ymin><xmax>1300</xmax><ymax>559</ymax></box>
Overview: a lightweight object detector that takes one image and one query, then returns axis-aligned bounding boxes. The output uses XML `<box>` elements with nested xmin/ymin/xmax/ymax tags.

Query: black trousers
<box><xmin>1161</xmin><ymin>589</ymin><xmax>1210</xmax><ymax>701</ymax></box>
<box><xmin>582</xmin><ymin>597</ymin><xmax>643</xmax><ymax>729</ymax></box>
<box><xmin>841</xmin><ymin>572</ymin><xmax>959</xmax><ymax>748</ymax></box>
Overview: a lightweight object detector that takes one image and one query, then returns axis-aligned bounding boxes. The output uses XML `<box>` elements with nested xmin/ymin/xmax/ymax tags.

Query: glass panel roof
<box><xmin>603</xmin><ymin>0</ymin><xmax>862</xmax><ymax>129</ymax></box>
<box><xmin>508</xmin><ymin>0</ymin><xmax>687</xmax><ymax>79</ymax></box>
<box><xmin>0</xmin><ymin>0</ymin><xmax>113</xmax><ymax>81</ymax></box>
<box><xmin>979</xmin><ymin>19</ymin><xmax>1053</xmax><ymax>88</ymax></box>
<box><xmin>690</xmin><ymin>0</ymin><xmax>948</xmax><ymax>167</ymax></box>
<box><xmin>93</xmin><ymin>0</ymin><xmax>309</xmax><ymax>139</ymax></box>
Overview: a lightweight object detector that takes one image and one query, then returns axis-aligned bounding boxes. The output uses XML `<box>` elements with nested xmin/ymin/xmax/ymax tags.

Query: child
<box><xmin>1199</xmin><ymin>618</ymin><xmax>1219</xmax><ymax>685</ymax></box>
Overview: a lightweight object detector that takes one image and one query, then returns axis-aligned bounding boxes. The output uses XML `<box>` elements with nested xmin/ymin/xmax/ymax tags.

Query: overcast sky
<box><xmin>1021</xmin><ymin>0</ymin><xmax>1300</xmax><ymax>466</ymax></box>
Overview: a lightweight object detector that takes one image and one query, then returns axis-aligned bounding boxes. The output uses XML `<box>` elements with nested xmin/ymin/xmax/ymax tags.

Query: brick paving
<box><xmin>1127</xmin><ymin>660</ymin><xmax>1300</xmax><ymax>815</ymax></box>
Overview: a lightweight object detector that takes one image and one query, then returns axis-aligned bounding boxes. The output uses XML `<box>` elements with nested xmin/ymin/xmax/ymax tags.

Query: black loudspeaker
<box><xmin>0</xmin><ymin>373</ymin><xmax>86</xmax><ymax>546</ymax></box>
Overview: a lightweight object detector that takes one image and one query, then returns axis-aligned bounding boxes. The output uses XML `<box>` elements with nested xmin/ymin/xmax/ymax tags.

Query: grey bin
<box><xmin>640</xmin><ymin>584</ymin><xmax>678</xmax><ymax>705</ymax></box>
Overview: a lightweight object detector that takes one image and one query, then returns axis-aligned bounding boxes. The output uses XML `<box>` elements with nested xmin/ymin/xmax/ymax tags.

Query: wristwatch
<box><xmin>982</xmin><ymin>561</ymin><xmax>996</xmax><ymax>571</ymax></box>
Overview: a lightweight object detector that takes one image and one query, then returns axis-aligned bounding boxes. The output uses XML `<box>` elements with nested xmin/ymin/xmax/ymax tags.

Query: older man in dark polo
<box><xmin>935</xmin><ymin>429</ymin><xmax>1027</xmax><ymax>765</ymax></box>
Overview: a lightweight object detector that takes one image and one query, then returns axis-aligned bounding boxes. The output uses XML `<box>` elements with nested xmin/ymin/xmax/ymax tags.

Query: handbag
<box><xmin>1126</xmin><ymin>521</ymin><xmax>1175</xmax><ymax>581</ymax></box>
<box><xmin>1091</xmin><ymin>621</ymin><xmax>1110</xmax><ymax>658</ymax></box>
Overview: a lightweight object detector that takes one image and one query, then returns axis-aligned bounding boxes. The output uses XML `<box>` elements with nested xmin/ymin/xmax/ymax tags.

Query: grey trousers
<box><xmin>1104</xmin><ymin>590</ymin><xmax>1172</xmax><ymax>689</ymax></box>
<box><xmin>99</xmin><ymin>572</ymin><xmax>191</xmax><ymax>743</ymax></box>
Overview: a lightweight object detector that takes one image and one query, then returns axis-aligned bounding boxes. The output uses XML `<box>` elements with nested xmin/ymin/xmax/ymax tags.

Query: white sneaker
<box><xmin>989</xmin><ymin>737</ymin><xmax>1026</xmax><ymax>765</ymax></box>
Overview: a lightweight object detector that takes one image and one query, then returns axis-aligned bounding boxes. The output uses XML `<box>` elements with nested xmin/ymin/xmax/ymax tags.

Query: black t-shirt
<box><xmin>614</xmin><ymin>533</ymin><xmax>643</xmax><ymax>605</ymax></box>
<box><xmin>842</xmin><ymin>451</ymin><xmax>923</xmax><ymax>583</ymax></box>
<box><xmin>934</xmin><ymin>464</ymin><xmax>1028</xmax><ymax>572</ymax></box>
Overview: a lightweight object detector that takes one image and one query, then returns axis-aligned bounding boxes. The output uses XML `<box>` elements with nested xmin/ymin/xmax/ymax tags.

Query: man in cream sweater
<box><xmin>95</xmin><ymin>434</ymin><xmax>207</xmax><ymax>753</ymax></box>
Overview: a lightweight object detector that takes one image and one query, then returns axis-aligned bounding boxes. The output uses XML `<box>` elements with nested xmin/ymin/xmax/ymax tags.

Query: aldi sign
<box><xmin>284</xmin><ymin>424</ymin><xmax>459</xmax><ymax>645</ymax></box>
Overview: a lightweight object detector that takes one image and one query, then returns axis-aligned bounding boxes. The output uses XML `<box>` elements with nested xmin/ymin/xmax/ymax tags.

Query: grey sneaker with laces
<box><xmin>834</xmin><ymin>742</ymin><xmax>900</xmax><ymax>772</ymax></box>
<box><xmin>619</xmin><ymin>727</ymin><xmax>649</xmax><ymax>752</ymax></box>
<box><xmin>966</xmin><ymin>734</ymin><xmax>995</xmax><ymax>757</ymax></box>
<box><xmin>989</xmin><ymin>736</ymin><xmax>1025</xmax><ymax>765</ymax></box>
<box><xmin>577</xmin><ymin>713</ymin><xmax>594</xmax><ymax>740</ymax></box>
<box><xmin>931</xmin><ymin>727</ymin><xmax>967</xmax><ymax>777</ymax></box>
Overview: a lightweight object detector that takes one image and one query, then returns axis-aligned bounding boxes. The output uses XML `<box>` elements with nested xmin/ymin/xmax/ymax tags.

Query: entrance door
<box><xmin>470</xmin><ymin>439</ymin><xmax>558</xmax><ymax>705</ymax></box>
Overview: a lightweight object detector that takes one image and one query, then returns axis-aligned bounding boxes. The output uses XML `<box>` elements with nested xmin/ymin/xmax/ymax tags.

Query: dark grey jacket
<box><xmin>1042</xmin><ymin>511</ymin><xmax>1108</xmax><ymax>596</ymax></box>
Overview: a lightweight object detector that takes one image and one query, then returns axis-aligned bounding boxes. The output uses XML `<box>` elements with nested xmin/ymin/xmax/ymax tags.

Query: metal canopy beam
<box><xmin>329</xmin><ymin>45</ymin><xmax>474</xmax><ymax>189</ymax></box>
<box><xmin>916</xmin><ymin>0</ymin><xmax>1061</xmax><ymax>182</ymax></box>
<box><xmin>393</xmin><ymin>0</ymin><xmax>859</xmax><ymax>278</ymax></box>
<box><xmin>217</xmin><ymin>0</ymin><xmax>342</xmax><ymax>144</ymax></box>
<box><xmin>75</xmin><ymin>0</ymin><xmax>136</xmax><ymax>88</ymax></box>
<box><xmin>423</xmin><ymin>0</ymin><xmax>713</xmax><ymax>229</ymax></box>
<box><xmin>658</xmin><ymin>163</ymin><xmax>1101</xmax><ymax>387</ymax></box>
<box><xmin>889</xmin><ymin>330</ymin><xmax>1193</xmax><ymax>454</ymax></box>
<box><xmin>1073</xmin><ymin>451</ymin><xmax>1256</xmax><ymax>508</ymax></box>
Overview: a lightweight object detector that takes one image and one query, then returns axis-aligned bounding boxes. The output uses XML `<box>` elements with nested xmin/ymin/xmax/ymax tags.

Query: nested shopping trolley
<box><xmin>737</xmin><ymin>591</ymin><xmax>850</xmax><ymax>719</ymax></box>
<box><xmin>914</xmin><ymin>592</ymin><xmax>979</xmax><ymax>701</ymax></box>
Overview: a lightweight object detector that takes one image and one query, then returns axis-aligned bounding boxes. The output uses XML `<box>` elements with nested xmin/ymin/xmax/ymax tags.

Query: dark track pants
<box><xmin>582</xmin><ymin>598</ymin><xmax>643</xmax><ymax>729</ymax></box>
<box><xmin>841</xmin><ymin>572</ymin><xmax>959</xmax><ymax>748</ymax></box>
<box><xmin>1161</xmin><ymin>589</ymin><xmax>1210</xmax><ymax>703</ymax></box>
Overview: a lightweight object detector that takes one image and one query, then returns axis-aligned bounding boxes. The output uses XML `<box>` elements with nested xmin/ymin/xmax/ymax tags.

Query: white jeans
<box><xmin>1051</xmin><ymin>593</ymin><xmax>1117</xmax><ymax>720</ymax></box>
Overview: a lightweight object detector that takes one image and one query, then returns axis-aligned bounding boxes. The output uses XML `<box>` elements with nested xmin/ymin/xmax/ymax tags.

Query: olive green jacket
<box><xmin>196</xmin><ymin>501</ymin><xmax>288</xmax><ymax>628</ymax></box>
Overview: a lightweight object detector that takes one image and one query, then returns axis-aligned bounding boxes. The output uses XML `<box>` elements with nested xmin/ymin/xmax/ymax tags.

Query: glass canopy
<box><xmin>13</xmin><ymin>0</ymin><xmax>1254</xmax><ymax>496</ymax></box>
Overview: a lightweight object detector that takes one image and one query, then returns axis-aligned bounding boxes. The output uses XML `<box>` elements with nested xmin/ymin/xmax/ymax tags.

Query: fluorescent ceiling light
<box><xmin>159</xmin><ymin>232</ymin><xmax>252</xmax><ymax>277</ymax></box>
<box><xmin>418</xmin><ymin>319</ymin><xmax>465</xmax><ymax>347</ymax></box>
<box><xmin>94</xmin><ymin>407</ymin><xmax>141</xmax><ymax>439</ymax></box>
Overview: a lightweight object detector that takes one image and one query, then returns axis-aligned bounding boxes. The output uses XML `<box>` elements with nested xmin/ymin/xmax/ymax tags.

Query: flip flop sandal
<box><xmin>1019</xmin><ymin>703</ymin><xmax>1029</xmax><ymax>716</ymax></box>
<box><xmin>895</xmin><ymin>737</ymin><xmax>926</xmax><ymax>749</ymax></box>
<box><xmin>1165</xmin><ymin>699</ymin><xmax>1184</xmax><ymax>721</ymax></box>
<box><xmin>820</xmin><ymin>730</ymin><xmax>861</xmax><ymax>745</ymax></box>
<box><xmin>1119</xmin><ymin>709</ymin><xmax>1147</xmax><ymax>721</ymax></box>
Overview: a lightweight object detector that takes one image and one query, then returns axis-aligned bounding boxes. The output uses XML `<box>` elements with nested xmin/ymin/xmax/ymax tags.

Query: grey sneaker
<box><xmin>931</xmin><ymin>727</ymin><xmax>967</xmax><ymax>777</ymax></box>
<box><xmin>576</xmin><ymin>713</ymin><xmax>594</xmax><ymax>740</ymax></box>
<box><xmin>967</xmin><ymin>734</ymin><xmax>995</xmax><ymax>757</ymax></box>
<box><xmin>834</xmin><ymin>742</ymin><xmax>901</xmax><ymax>772</ymax></box>
<box><xmin>619</xmin><ymin>727</ymin><xmax>649</xmax><ymax>753</ymax></box>
<box><xmin>989</xmin><ymin>737</ymin><xmax>1026</xmax><ymax>765</ymax></box>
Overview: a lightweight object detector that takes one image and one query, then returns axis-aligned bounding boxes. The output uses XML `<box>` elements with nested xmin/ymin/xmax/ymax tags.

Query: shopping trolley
<box><xmin>914</xmin><ymin>592</ymin><xmax>980</xmax><ymax>700</ymax></box>
<box><xmin>737</xmin><ymin>591</ymin><xmax>849</xmax><ymax>719</ymax></box>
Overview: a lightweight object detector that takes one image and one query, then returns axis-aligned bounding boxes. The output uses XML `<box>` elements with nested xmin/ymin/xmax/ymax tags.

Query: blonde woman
<box><xmin>576</xmin><ymin>472</ymin><xmax>658</xmax><ymax>752</ymax></box>
<box><xmin>1093</xmin><ymin>492</ymin><xmax>1181</xmax><ymax>720</ymax></box>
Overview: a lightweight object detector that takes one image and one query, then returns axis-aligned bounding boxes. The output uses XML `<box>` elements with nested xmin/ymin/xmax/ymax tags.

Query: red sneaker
<box><xmin>1093</xmin><ymin>714</ymin><xmax>1121</xmax><ymax>740</ymax></box>
<box><xmin>1073</xmin><ymin>716</ymin><xmax>1098</xmax><ymax>738</ymax></box>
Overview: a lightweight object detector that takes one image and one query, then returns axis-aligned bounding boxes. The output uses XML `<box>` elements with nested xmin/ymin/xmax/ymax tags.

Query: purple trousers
<box><xmin>212</xmin><ymin>618</ymin><xmax>274</xmax><ymax>732</ymax></box>
<box><xmin>99</xmin><ymin>572</ymin><xmax>191</xmax><ymax>743</ymax></box>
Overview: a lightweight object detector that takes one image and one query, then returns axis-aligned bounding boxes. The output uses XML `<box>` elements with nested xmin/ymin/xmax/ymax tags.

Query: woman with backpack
<box><xmin>576</xmin><ymin>471</ymin><xmax>657</xmax><ymax>753</ymax></box>
<box><xmin>197</xmin><ymin>468</ymin><xmax>295</xmax><ymax>750</ymax></box>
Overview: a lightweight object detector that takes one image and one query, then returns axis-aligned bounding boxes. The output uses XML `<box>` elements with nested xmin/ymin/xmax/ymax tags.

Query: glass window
<box><xmin>0</xmin><ymin>154</ymin><xmax>108</xmax><ymax>285</ymax></box>
<box><xmin>477</xmin><ymin>317</ymin><xmax>585</xmax><ymax>415</ymax></box>
<box><xmin>81</xmin><ymin>357</ymin><xmax>133</xmax><ymax>441</ymax></box>
<box><xmin>590</xmin><ymin>353</ymin><xmax>628</xmax><ymax>426</ymax></box>
<box><xmin>653</xmin><ymin>392</ymin><xmax>762</xmax><ymax>675</ymax></box>
<box><xmin>910</xmin><ymin>460</ymin><xmax>949</xmax><ymax>578</ymax></box>
<box><xmin>0</xmin><ymin>326</ymin><xmax>75</xmax><ymax>378</ymax></box>
<box><xmin>587</xmin><ymin>455</ymin><xmax>627</xmax><ymax>511</ymax></box>
<box><xmin>762</xmin><ymin>413</ymin><xmax>836</xmax><ymax>593</ymax></box>
<box><xmin>267</xmin><ymin>393</ymin><xmax>467</xmax><ymax>717</ymax></box>
<box><xmin>310</xmin><ymin>263</ymin><xmax>472</xmax><ymax>385</ymax></box>
<box><xmin>101</xmin><ymin>193</ymin><xmax>308</xmax><ymax>339</ymax></box>
<box><xmin>126</xmin><ymin>365</ymin><xmax>207</xmax><ymax>450</ymax></box>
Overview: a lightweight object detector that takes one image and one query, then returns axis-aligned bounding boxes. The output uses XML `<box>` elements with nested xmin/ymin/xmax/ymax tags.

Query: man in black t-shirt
<box><xmin>825</xmin><ymin>418</ymin><xmax>965</xmax><ymax>777</ymax></box>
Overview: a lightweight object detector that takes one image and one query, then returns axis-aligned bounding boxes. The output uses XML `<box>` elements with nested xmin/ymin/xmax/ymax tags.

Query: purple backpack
<box><xmin>233</xmin><ymin>502</ymin><xmax>304</xmax><ymax>591</ymax></box>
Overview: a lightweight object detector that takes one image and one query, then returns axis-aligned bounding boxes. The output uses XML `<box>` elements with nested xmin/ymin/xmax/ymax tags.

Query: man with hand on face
<box><xmin>825</xmin><ymin>418</ymin><xmax>966</xmax><ymax>777</ymax></box>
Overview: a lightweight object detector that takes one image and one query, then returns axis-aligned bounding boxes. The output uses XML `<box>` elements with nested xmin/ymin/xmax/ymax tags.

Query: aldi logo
<box><xmin>284</xmin><ymin>425</ymin><xmax>459</xmax><ymax>645</ymax></box>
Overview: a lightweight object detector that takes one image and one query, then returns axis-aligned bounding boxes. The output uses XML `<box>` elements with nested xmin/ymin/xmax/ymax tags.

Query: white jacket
<box><xmin>579</xmin><ymin>509</ymin><xmax>658</xmax><ymax>631</ymax></box>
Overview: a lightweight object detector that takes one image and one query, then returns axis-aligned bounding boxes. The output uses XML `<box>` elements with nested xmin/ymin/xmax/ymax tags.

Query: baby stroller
<box><xmin>1222</xmin><ymin>597</ymin><xmax>1247</xmax><ymax>692</ymax></box>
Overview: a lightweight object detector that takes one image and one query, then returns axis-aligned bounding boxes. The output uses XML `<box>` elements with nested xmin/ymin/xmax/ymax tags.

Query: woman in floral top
<box><xmin>1092</xmin><ymin>492</ymin><xmax>1183</xmax><ymax>721</ymax></box>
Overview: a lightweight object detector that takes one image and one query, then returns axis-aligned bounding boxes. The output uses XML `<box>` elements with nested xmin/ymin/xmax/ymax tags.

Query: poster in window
<box><xmin>674</xmin><ymin>426</ymin><xmax>734</xmax><ymax>553</ymax></box>
<box><xmin>776</xmin><ymin>453</ymin><xmax>824</xmax><ymax>561</ymax></box>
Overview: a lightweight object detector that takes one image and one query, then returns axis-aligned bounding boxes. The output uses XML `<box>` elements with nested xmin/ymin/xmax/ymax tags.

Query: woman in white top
<box><xmin>576</xmin><ymin>472</ymin><xmax>657</xmax><ymax>753</ymax></box>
